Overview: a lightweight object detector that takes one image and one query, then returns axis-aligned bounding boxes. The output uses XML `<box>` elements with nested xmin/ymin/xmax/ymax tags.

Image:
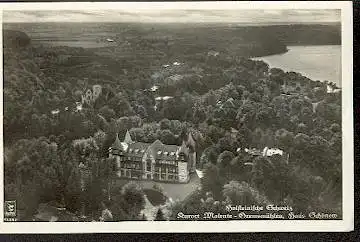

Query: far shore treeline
<box><xmin>4</xmin><ymin>22</ymin><xmax>341</xmax><ymax>57</ymax></box>
<box><xmin>3</xmin><ymin>24</ymin><xmax>342</xmax><ymax>221</ymax></box>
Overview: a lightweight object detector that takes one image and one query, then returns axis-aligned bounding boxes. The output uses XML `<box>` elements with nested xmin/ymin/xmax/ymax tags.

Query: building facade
<box><xmin>109</xmin><ymin>131</ymin><xmax>196</xmax><ymax>183</ymax></box>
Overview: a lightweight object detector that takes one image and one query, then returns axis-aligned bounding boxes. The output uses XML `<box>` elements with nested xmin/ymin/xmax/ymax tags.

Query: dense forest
<box><xmin>3</xmin><ymin>27</ymin><xmax>342</xmax><ymax>221</ymax></box>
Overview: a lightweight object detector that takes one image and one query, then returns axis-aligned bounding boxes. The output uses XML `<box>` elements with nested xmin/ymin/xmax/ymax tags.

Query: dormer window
<box><xmin>157</xmin><ymin>151</ymin><xmax>162</xmax><ymax>155</ymax></box>
<box><xmin>170</xmin><ymin>152</ymin><xmax>175</xmax><ymax>156</ymax></box>
<box><xmin>129</xmin><ymin>149</ymin><xmax>133</xmax><ymax>153</ymax></box>
<box><xmin>164</xmin><ymin>151</ymin><xmax>168</xmax><ymax>155</ymax></box>
<box><xmin>135</xmin><ymin>149</ymin><xmax>139</xmax><ymax>153</ymax></box>
<box><xmin>141</xmin><ymin>149</ymin><xmax>145</xmax><ymax>153</ymax></box>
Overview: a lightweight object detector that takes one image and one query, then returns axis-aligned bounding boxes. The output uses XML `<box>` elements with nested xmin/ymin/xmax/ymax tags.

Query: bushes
<box><xmin>144</xmin><ymin>188</ymin><xmax>167</xmax><ymax>206</ymax></box>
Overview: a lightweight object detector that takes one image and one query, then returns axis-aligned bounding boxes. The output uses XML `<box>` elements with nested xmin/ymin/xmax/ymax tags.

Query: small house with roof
<box><xmin>109</xmin><ymin>131</ymin><xmax>196</xmax><ymax>183</ymax></box>
<box><xmin>207</xmin><ymin>50</ymin><xmax>220</xmax><ymax>57</ymax></box>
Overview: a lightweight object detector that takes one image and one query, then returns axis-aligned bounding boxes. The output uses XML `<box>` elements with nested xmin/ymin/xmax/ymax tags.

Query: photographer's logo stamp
<box><xmin>4</xmin><ymin>200</ymin><xmax>17</xmax><ymax>221</ymax></box>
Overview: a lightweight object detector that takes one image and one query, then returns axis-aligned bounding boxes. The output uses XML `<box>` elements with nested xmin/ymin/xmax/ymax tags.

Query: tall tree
<box><xmin>223</xmin><ymin>180</ymin><xmax>269</xmax><ymax>205</ymax></box>
<box><xmin>154</xmin><ymin>208</ymin><xmax>166</xmax><ymax>221</ymax></box>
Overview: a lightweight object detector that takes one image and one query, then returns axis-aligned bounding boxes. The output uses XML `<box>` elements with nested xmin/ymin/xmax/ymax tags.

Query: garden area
<box><xmin>113</xmin><ymin>172</ymin><xmax>201</xmax><ymax>203</ymax></box>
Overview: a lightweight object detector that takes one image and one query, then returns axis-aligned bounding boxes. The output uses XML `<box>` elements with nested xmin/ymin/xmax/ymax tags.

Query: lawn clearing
<box><xmin>113</xmin><ymin>173</ymin><xmax>201</xmax><ymax>202</ymax></box>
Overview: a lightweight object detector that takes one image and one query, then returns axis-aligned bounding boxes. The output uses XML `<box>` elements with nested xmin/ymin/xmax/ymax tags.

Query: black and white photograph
<box><xmin>0</xmin><ymin>1</ymin><xmax>353</xmax><ymax>233</ymax></box>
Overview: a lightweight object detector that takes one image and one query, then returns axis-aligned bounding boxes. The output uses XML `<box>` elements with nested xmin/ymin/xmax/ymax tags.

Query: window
<box><xmin>168</xmin><ymin>175</ymin><xmax>173</xmax><ymax>180</ymax></box>
<box><xmin>161</xmin><ymin>174</ymin><xmax>166</xmax><ymax>180</ymax></box>
<box><xmin>146</xmin><ymin>161</ymin><xmax>151</xmax><ymax>172</ymax></box>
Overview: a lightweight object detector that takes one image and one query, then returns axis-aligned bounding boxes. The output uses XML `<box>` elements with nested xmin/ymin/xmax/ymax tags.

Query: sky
<box><xmin>3</xmin><ymin>9</ymin><xmax>340</xmax><ymax>24</ymax></box>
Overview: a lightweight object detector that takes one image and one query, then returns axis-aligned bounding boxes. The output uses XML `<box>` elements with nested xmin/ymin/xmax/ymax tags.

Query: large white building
<box><xmin>109</xmin><ymin>131</ymin><xmax>196</xmax><ymax>183</ymax></box>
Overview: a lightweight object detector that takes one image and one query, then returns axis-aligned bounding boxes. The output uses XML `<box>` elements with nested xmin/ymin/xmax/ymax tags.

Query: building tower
<box><xmin>177</xmin><ymin>140</ymin><xmax>190</xmax><ymax>183</ymax></box>
<box><xmin>186</xmin><ymin>132</ymin><xmax>197</xmax><ymax>173</ymax></box>
<box><xmin>109</xmin><ymin>132</ymin><xmax>128</xmax><ymax>177</ymax></box>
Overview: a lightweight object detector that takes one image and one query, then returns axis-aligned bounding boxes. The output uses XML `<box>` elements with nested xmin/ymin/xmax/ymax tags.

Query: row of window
<box><xmin>121</xmin><ymin>169</ymin><xmax>177</xmax><ymax>179</ymax></box>
<box><xmin>128</xmin><ymin>148</ymin><xmax>145</xmax><ymax>154</ymax></box>
<box><xmin>118</xmin><ymin>155</ymin><xmax>185</xmax><ymax>164</ymax></box>
<box><xmin>154</xmin><ymin>167</ymin><xmax>177</xmax><ymax>173</ymax></box>
<box><xmin>119</xmin><ymin>170</ymin><xmax>178</xmax><ymax>181</ymax></box>
<box><xmin>119</xmin><ymin>164</ymin><xmax>178</xmax><ymax>173</ymax></box>
<box><xmin>120</xmin><ymin>170</ymin><xmax>141</xmax><ymax>179</ymax></box>
<box><xmin>156</xmin><ymin>159</ymin><xmax>177</xmax><ymax>165</ymax></box>
<box><xmin>118</xmin><ymin>156</ymin><xmax>142</xmax><ymax>162</ymax></box>
<box><xmin>118</xmin><ymin>160</ymin><xmax>178</xmax><ymax>170</ymax></box>
<box><xmin>156</xmin><ymin>151</ymin><xmax>176</xmax><ymax>156</ymax></box>
<box><xmin>154</xmin><ymin>173</ymin><xmax>178</xmax><ymax>181</ymax></box>
<box><xmin>120</xmin><ymin>163</ymin><xmax>141</xmax><ymax>169</ymax></box>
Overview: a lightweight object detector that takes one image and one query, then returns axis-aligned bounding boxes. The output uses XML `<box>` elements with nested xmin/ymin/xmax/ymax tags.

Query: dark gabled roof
<box><xmin>148</xmin><ymin>140</ymin><xmax>180</xmax><ymax>161</ymax></box>
<box><xmin>110</xmin><ymin>132</ymin><xmax>194</xmax><ymax>161</ymax></box>
<box><xmin>126</xmin><ymin>142</ymin><xmax>151</xmax><ymax>158</ymax></box>
<box><xmin>128</xmin><ymin>142</ymin><xmax>151</xmax><ymax>150</ymax></box>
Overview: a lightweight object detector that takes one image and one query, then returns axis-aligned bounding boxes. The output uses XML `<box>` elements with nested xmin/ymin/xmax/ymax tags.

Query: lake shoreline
<box><xmin>249</xmin><ymin>48</ymin><xmax>289</xmax><ymax>58</ymax></box>
<box><xmin>252</xmin><ymin>45</ymin><xmax>341</xmax><ymax>86</ymax></box>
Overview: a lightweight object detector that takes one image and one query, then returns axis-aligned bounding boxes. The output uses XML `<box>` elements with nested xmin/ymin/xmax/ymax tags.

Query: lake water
<box><xmin>252</xmin><ymin>45</ymin><xmax>341</xmax><ymax>87</ymax></box>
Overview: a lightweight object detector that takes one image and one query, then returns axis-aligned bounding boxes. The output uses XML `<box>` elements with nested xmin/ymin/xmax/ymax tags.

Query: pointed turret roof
<box><xmin>112</xmin><ymin>133</ymin><xmax>124</xmax><ymax>150</ymax></box>
<box><xmin>178</xmin><ymin>140</ymin><xmax>188</xmax><ymax>155</ymax></box>
<box><xmin>124</xmin><ymin>130</ymin><xmax>133</xmax><ymax>143</ymax></box>
<box><xmin>187</xmin><ymin>132</ymin><xmax>196</xmax><ymax>150</ymax></box>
